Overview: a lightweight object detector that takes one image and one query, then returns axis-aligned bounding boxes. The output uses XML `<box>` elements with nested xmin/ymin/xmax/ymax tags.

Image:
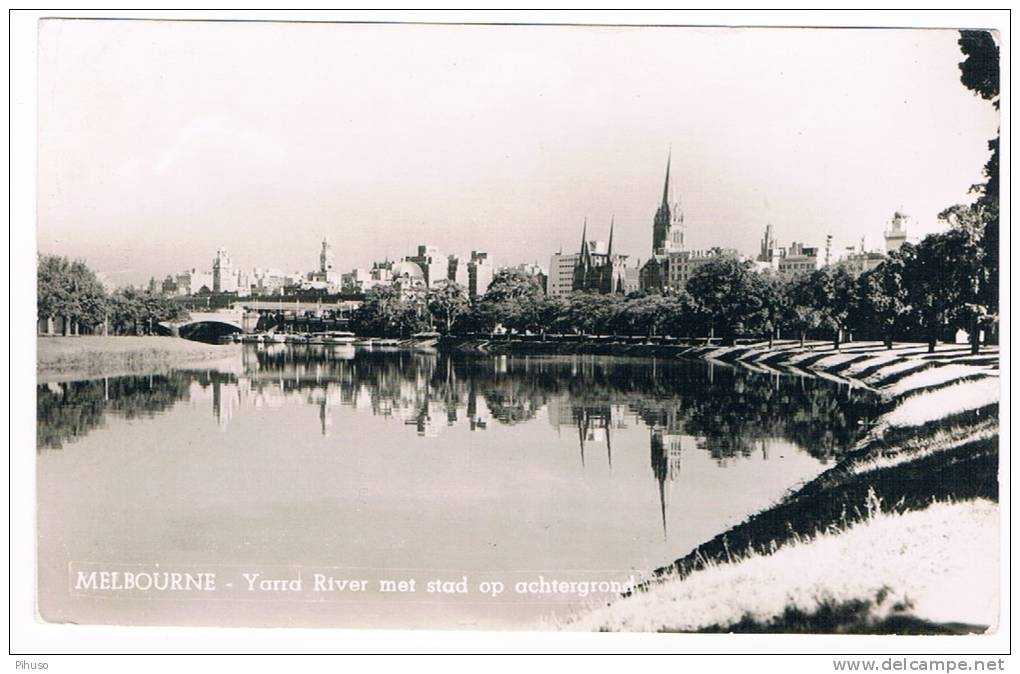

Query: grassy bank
<box><xmin>37</xmin><ymin>336</ymin><xmax>241</xmax><ymax>383</ymax></box>
<box><xmin>558</xmin><ymin>339</ymin><xmax>1000</xmax><ymax>633</ymax></box>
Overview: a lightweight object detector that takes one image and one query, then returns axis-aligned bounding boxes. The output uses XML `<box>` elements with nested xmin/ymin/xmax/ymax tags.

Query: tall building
<box><xmin>466</xmin><ymin>251</ymin><xmax>494</xmax><ymax>299</ymax></box>
<box><xmin>640</xmin><ymin>153</ymin><xmax>739</xmax><ymax>292</ymax></box>
<box><xmin>572</xmin><ymin>218</ymin><xmax>632</xmax><ymax>295</ymax></box>
<box><xmin>174</xmin><ymin>268</ymin><xmax>215</xmax><ymax>295</ymax></box>
<box><xmin>406</xmin><ymin>245</ymin><xmax>448</xmax><ymax>287</ymax></box>
<box><xmin>758</xmin><ymin>224</ymin><xmax>778</xmax><ymax>263</ymax></box>
<box><xmin>884</xmin><ymin>211</ymin><xmax>911</xmax><ymax>253</ymax></box>
<box><xmin>652</xmin><ymin>151</ymin><xmax>685</xmax><ymax>255</ymax></box>
<box><xmin>307</xmin><ymin>238</ymin><xmax>341</xmax><ymax>291</ymax></box>
<box><xmin>445</xmin><ymin>250</ymin><xmax>494</xmax><ymax>299</ymax></box>
<box><xmin>319</xmin><ymin>237</ymin><xmax>335</xmax><ymax>273</ymax></box>
<box><xmin>548</xmin><ymin>251</ymin><xmax>581</xmax><ymax>297</ymax></box>
<box><xmin>212</xmin><ymin>247</ymin><xmax>237</xmax><ymax>293</ymax></box>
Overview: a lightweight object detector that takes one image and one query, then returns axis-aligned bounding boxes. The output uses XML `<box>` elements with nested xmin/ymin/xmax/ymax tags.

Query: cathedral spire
<box><xmin>607</xmin><ymin>215</ymin><xmax>615</xmax><ymax>257</ymax></box>
<box><xmin>661</xmin><ymin>149</ymin><xmax>672</xmax><ymax>208</ymax></box>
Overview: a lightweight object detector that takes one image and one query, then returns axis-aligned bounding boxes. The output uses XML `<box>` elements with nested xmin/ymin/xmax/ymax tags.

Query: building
<box><xmin>572</xmin><ymin>218</ymin><xmax>633</xmax><ymax>295</ymax></box>
<box><xmin>667</xmin><ymin>248</ymin><xmax>741</xmax><ymax>288</ymax></box>
<box><xmin>212</xmin><ymin>247</ymin><xmax>236</xmax><ymax>293</ymax></box>
<box><xmin>406</xmin><ymin>245</ymin><xmax>447</xmax><ymax>288</ymax></box>
<box><xmin>652</xmin><ymin>151</ymin><xmax>686</xmax><ymax>256</ymax></box>
<box><xmin>447</xmin><ymin>250</ymin><xmax>495</xmax><ymax>298</ymax></box>
<box><xmin>389</xmin><ymin>260</ymin><xmax>427</xmax><ymax>295</ymax></box>
<box><xmin>639</xmin><ymin>154</ymin><xmax>740</xmax><ymax>292</ymax></box>
<box><xmin>251</xmin><ymin>267</ymin><xmax>296</xmax><ymax>296</ymax></box>
<box><xmin>777</xmin><ymin>241</ymin><xmax>822</xmax><ymax>276</ymax></box>
<box><xmin>503</xmin><ymin>261</ymin><xmax>548</xmax><ymax>294</ymax></box>
<box><xmin>884</xmin><ymin>211</ymin><xmax>911</xmax><ymax>253</ymax></box>
<box><xmin>757</xmin><ymin>223</ymin><xmax>778</xmax><ymax>264</ymax></box>
<box><xmin>465</xmin><ymin>251</ymin><xmax>494</xmax><ymax>299</ymax></box>
<box><xmin>341</xmin><ymin>268</ymin><xmax>374</xmax><ymax>294</ymax></box>
<box><xmin>548</xmin><ymin>251</ymin><xmax>581</xmax><ymax>297</ymax></box>
<box><xmin>837</xmin><ymin>236</ymin><xmax>888</xmax><ymax>276</ymax></box>
<box><xmin>175</xmin><ymin>268</ymin><xmax>215</xmax><ymax>296</ymax></box>
<box><xmin>307</xmin><ymin>238</ymin><xmax>342</xmax><ymax>291</ymax></box>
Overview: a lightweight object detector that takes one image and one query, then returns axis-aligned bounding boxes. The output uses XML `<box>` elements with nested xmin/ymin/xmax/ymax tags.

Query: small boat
<box><xmin>269</xmin><ymin>332</ymin><xmax>288</xmax><ymax>343</ymax></box>
<box><xmin>306</xmin><ymin>332</ymin><xmax>328</xmax><ymax>345</ymax></box>
<box><xmin>324</xmin><ymin>331</ymin><xmax>357</xmax><ymax>345</ymax></box>
<box><xmin>241</xmin><ymin>333</ymin><xmax>261</xmax><ymax>343</ymax></box>
<box><xmin>286</xmin><ymin>333</ymin><xmax>308</xmax><ymax>344</ymax></box>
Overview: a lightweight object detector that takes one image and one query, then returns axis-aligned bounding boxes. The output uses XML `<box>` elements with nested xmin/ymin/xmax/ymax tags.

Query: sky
<box><xmin>37</xmin><ymin>20</ymin><xmax>999</xmax><ymax>286</ymax></box>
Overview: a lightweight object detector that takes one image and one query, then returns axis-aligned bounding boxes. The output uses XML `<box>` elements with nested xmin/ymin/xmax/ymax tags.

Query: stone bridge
<box><xmin>160</xmin><ymin>309</ymin><xmax>259</xmax><ymax>340</ymax></box>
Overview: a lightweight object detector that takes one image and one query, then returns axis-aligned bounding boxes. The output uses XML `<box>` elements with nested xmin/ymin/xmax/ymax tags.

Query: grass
<box><xmin>566</xmin><ymin>497</ymin><xmax>997</xmax><ymax>633</ymax></box>
<box><xmin>559</xmin><ymin>339</ymin><xmax>1000</xmax><ymax>633</ymax></box>
<box><xmin>37</xmin><ymin>335</ymin><xmax>240</xmax><ymax>383</ymax></box>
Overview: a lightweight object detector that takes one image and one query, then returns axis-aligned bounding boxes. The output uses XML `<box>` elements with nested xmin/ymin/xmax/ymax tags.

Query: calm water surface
<box><xmin>37</xmin><ymin>346</ymin><xmax>877</xmax><ymax>628</ymax></box>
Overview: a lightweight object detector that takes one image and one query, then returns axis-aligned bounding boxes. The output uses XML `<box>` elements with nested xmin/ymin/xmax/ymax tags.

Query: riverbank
<box><xmin>37</xmin><ymin>336</ymin><xmax>241</xmax><ymax>384</ymax></box>
<box><xmin>557</xmin><ymin>339</ymin><xmax>1000</xmax><ymax>633</ymax></box>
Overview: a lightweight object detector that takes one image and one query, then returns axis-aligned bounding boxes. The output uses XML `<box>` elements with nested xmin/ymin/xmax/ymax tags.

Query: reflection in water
<box><xmin>37</xmin><ymin>346</ymin><xmax>880</xmax><ymax>628</ymax></box>
<box><xmin>38</xmin><ymin>346</ymin><xmax>877</xmax><ymax>540</ymax></box>
<box><xmin>40</xmin><ymin>346</ymin><xmax>876</xmax><ymax>456</ymax></box>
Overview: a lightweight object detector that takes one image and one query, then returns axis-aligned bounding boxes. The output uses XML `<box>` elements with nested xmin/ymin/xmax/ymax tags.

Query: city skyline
<box><xmin>38</xmin><ymin>21</ymin><xmax>998</xmax><ymax>285</ymax></box>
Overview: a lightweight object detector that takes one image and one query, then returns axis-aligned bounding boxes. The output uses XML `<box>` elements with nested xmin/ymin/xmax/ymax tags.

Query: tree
<box><xmin>426</xmin><ymin>281</ymin><xmax>470</xmax><ymax>334</ymax></box>
<box><xmin>658</xmin><ymin>290</ymin><xmax>699</xmax><ymax>340</ymax></box>
<box><xmin>855</xmin><ymin>245</ymin><xmax>914</xmax><ymax>349</ymax></box>
<box><xmin>786</xmin><ymin>272</ymin><xmax>822</xmax><ymax>348</ymax></box>
<box><xmin>807</xmin><ymin>265</ymin><xmax>856</xmax><ymax>350</ymax></box>
<box><xmin>476</xmin><ymin>270</ymin><xmax>545</xmax><ymax>334</ymax></box>
<box><xmin>909</xmin><ymin>228</ymin><xmax>979</xmax><ymax>354</ymax></box>
<box><xmin>37</xmin><ymin>254</ymin><xmax>108</xmax><ymax>334</ymax></box>
<box><xmin>957</xmin><ymin>30</ymin><xmax>1000</xmax><ymax>338</ymax></box>
<box><xmin>562</xmin><ymin>292</ymin><xmax>623</xmax><ymax>335</ymax></box>
<box><xmin>351</xmin><ymin>285</ymin><xmax>403</xmax><ymax>337</ymax></box>
<box><xmin>938</xmin><ymin>206</ymin><xmax>990</xmax><ymax>355</ymax></box>
<box><xmin>958</xmin><ymin>30</ymin><xmax>999</xmax><ymax>106</ymax></box>
<box><xmin>749</xmin><ymin>269</ymin><xmax>789</xmax><ymax>348</ymax></box>
<box><xmin>685</xmin><ymin>257</ymin><xmax>764</xmax><ymax>341</ymax></box>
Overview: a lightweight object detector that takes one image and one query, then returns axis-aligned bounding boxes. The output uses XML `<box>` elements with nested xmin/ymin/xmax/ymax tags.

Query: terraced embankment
<box><xmin>561</xmin><ymin>340</ymin><xmax>1000</xmax><ymax>633</ymax></box>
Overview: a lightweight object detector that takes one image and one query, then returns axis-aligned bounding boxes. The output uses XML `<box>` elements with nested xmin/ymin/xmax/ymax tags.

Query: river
<box><xmin>36</xmin><ymin>345</ymin><xmax>877</xmax><ymax>629</ymax></box>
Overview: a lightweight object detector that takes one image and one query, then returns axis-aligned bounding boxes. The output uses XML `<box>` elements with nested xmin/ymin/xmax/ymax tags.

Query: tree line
<box><xmin>37</xmin><ymin>254</ymin><xmax>188</xmax><ymax>335</ymax></box>
<box><xmin>352</xmin><ymin>31</ymin><xmax>998</xmax><ymax>356</ymax></box>
<box><xmin>350</xmin><ymin>201</ymin><xmax>995</xmax><ymax>355</ymax></box>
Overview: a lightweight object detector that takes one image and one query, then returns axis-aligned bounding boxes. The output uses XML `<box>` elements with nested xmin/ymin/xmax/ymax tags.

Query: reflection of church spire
<box><xmin>606</xmin><ymin>420</ymin><xmax>613</xmax><ymax>470</ymax></box>
<box><xmin>578</xmin><ymin>414</ymin><xmax>587</xmax><ymax>468</ymax></box>
<box><xmin>650</xmin><ymin>428</ymin><xmax>684</xmax><ymax>540</ymax></box>
<box><xmin>651</xmin><ymin>430</ymin><xmax>668</xmax><ymax>538</ymax></box>
<box><xmin>319</xmin><ymin>398</ymin><xmax>329</xmax><ymax>436</ymax></box>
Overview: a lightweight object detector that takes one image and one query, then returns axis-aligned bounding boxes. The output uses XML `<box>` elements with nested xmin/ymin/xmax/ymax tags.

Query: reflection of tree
<box><xmin>37</xmin><ymin>373</ymin><xmax>193</xmax><ymax>450</ymax></box>
<box><xmin>39</xmin><ymin>350</ymin><xmax>878</xmax><ymax>470</ymax></box>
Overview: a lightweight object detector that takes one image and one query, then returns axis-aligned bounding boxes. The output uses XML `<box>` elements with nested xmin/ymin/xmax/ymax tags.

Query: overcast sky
<box><xmin>37</xmin><ymin>20</ymin><xmax>999</xmax><ymax>285</ymax></box>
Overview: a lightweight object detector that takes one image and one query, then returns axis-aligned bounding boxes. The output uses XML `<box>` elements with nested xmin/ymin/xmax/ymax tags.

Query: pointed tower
<box><xmin>606</xmin><ymin>215</ymin><xmax>614</xmax><ymax>257</ymax></box>
<box><xmin>574</xmin><ymin>217</ymin><xmax>591</xmax><ymax>292</ymax></box>
<box><xmin>652</xmin><ymin>151</ymin><xmax>673</xmax><ymax>255</ymax></box>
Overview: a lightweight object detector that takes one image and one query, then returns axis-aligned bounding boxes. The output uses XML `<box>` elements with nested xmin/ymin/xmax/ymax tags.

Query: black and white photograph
<box><xmin>10</xmin><ymin>9</ymin><xmax>1010</xmax><ymax>662</ymax></box>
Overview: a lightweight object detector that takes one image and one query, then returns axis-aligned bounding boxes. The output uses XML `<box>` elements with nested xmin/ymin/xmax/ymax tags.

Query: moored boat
<box><xmin>324</xmin><ymin>331</ymin><xmax>357</xmax><ymax>345</ymax></box>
